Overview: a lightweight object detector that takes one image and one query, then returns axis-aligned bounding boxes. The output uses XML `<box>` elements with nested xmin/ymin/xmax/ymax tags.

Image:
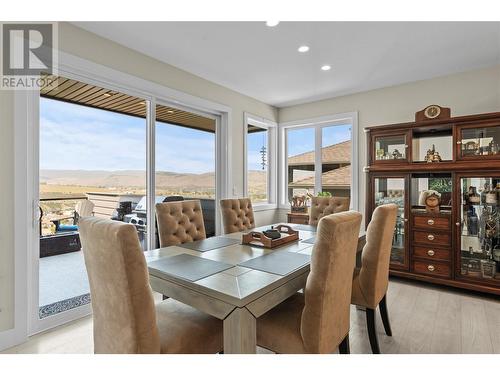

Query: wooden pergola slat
<box><xmin>41</xmin><ymin>75</ymin><xmax>216</xmax><ymax>133</ymax></box>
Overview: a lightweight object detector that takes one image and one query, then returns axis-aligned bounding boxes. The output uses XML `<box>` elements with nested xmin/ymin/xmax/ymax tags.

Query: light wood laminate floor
<box><xmin>2</xmin><ymin>279</ymin><xmax>499</xmax><ymax>354</ymax></box>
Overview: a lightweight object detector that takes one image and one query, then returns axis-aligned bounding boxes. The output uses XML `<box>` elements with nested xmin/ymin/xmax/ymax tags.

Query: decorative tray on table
<box><xmin>242</xmin><ymin>225</ymin><xmax>299</xmax><ymax>249</ymax></box>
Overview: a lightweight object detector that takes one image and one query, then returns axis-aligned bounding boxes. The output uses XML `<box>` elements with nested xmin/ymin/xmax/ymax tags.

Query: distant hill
<box><xmin>40</xmin><ymin>169</ymin><xmax>266</xmax><ymax>190</ymax></box>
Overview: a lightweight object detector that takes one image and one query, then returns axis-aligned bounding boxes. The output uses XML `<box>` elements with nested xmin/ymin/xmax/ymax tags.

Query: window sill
<box><xmin>253</xmin><ymin>203</ymin><xmax>278</xmax><ymax>212</ymax></box>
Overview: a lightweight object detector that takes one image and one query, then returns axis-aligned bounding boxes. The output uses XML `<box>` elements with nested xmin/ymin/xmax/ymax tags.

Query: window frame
<box><xmin>278</xmin><ymin>112</ymin><xmax>359</xmax><ymax>211</ymax></box>
<box><xmin>243</xmin><ymin>112</ymin><xmax>278</xmax><ymax>211</ymax></box>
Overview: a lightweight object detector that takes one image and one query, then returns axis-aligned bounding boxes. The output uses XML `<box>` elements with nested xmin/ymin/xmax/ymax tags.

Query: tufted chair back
<box><xmin>219</xmin><ymin>198</ymin><xmax>256</xmax><ymax>234</ymax></box>
<box><xmin>156</xmin><ymin>200</ymin><xmax>206</xmax><ymax>247</ymax></box>
<box><xmin>79</xmin><ymin>217</ymin><xmax>160</xmax><ymax>353</ymax></box>
<box><xmin>301</xmin><ymin>211</ymin><xmax>362</xmax><ymax>353</ymax></box>
<box><xmin>309</xmin><ymin>196</ymin><xmax>350</xmax><ymax>225</ymax></box>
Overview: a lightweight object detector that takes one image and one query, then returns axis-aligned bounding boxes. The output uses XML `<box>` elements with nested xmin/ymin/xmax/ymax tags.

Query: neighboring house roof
<box><xmin>289</xmin><ymin>165</ymin><xmax>351</xmax><ymax>188</ymax></box>
<box><xmin>287</xmin><ymin>140</ymin><xmax>351</xmax><ymax>165</ymax></box>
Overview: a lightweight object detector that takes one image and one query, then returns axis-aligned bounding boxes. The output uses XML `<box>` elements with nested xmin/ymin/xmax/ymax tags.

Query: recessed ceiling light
<box><xmin>103</xmin><ymin>93</ymin><xmax>112</xmax><ymax>97</ymax></box>
<box><xmin>298</xmin><ymin>45</ymin><xmax>309</xmax><ymax>53</ymax></box>
<box><xmin>167</xmin><ymin>110</ymin><xmax>174</xmax><ymax>114</ymax></box>
<box><xmin>321</xmin><ymin>65</ymin><xmax>331</xmax><ymax>71</ymax></box>
<box><xmin>266</xmin><ymin>21</ymin><xmax>280</xmax><ymax>27</ymax></box>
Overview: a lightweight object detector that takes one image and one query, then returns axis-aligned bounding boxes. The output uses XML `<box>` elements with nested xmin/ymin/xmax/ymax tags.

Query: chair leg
<box><xmin>338</xmin><ymin>334</ymin><xmax>350</xmax><ymax>354</ymax></box>
<box><xmin>366</xmin><ymin>308</ymin><xmax>381</xmax><ymax>354</ymax></box>
<box><xmin>379</xmin><ymin>294</ymin><xmax>392</xmax><ymax>336</ymax></box>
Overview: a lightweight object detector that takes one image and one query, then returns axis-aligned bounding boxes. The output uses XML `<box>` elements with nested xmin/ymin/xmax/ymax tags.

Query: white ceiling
<box><xmin>73</xmin><ymin>22</ymin><xmax>500</xmax><ymax>107</ymax></box>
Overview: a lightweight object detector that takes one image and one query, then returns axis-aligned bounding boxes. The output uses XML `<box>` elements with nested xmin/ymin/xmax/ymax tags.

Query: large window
<box><xmin>287</xmin><ymin>127</ymin><xmax>315</xmax><ymax>201</ymax></box>
<box><xmin>155</xmin><ymin>103</ymin><xmax>216</xmax><ymax>243</ymax></box>
<box><xmin>280</xmin><ymin>114</ymin><xmax>357</xmax><ymax>209</ymax></box>
<box><xmin>245</xmin><ymin>114</ymin><xmax>277</xmax><ymax>206</ymax></box>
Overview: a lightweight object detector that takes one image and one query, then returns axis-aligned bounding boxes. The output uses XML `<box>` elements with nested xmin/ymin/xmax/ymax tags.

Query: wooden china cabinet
<box><xmin>365</xmin><ymin>106</ymin><xmax>500</xmax><ymax>295</ymax></box>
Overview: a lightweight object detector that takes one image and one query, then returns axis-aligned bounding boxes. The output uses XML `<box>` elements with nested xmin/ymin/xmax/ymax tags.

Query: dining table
<box><xmin>145</xmin><ymin>222</ymin><xmax>366</xmax><ymax>354</ymax></box>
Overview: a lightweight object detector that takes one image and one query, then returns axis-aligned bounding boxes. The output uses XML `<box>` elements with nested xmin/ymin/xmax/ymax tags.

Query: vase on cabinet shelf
<box><xmin>467</xmin><ymin>206</ymin><xmax>479</xmax><ymax>236</ymax></box>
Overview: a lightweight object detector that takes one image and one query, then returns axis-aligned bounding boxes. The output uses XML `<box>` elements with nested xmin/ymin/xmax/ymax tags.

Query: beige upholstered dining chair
<box><xmin>309</xmin><ymin>196</ymin><xmax>350</xmax><ymax>225</ymax></box>
<box><xmin>256</xmin><ymin>211</ymin><xmax>362</xmax><ymax>354</ymax></box>
<box><xmin>351</xmin><ymin>203</ymin><xmax>398</xmax><ymax>354</ymax></box>
<box><xmin>79</xmin><ymin>217</ymin><xmax>223</xmax><ymax>354</ymax></box>
<box><xmin>219</xmin><ymin>198</ymin><xmax>255</xmax><ymax>234</ymax></box>
<box><xmin>76</xmin><ymin>199</ymin><xmax>94</xmax><ymax>218</ymax></box>
<box><xmin>155</xmin><ymin>200</ymin><xmax>206</xmax><ymax>247</ymax></box>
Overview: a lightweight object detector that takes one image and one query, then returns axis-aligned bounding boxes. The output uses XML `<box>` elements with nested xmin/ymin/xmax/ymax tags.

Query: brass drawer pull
<box><xmin>427</xmin><ymin>234</ymin><xmax>435</xmax><ymax>241</ymax></box>
<box><xmin>427</xmin><ymin>265</ymin><xmax>435</xmax><ymax>272</ymax></box>
<box><xmin>427</xmin><ymin>219</ymin><xmax>434</xmax><ymax>225</ymax></box>
<box><xmin>427</xmin><ymin>250</ymin><xmax>435</xmax><ymax>256</ymax></box>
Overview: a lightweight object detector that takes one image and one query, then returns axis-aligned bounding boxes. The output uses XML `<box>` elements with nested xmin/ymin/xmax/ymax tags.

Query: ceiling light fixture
<box><xmin>298</xmin><ymin>45</ymin><xmax>309</xmax><ymax>53</ymax></box>
<box><xmin>167</xmin><ymin>110</ymin><xmax>174</xmax><ymax>114</ymax></box>
<box><xmin>266</xmin><ymin>21</ymin><xmax>280</xmax><ymax>27</ymax></box>
<box><xmin>321</xmin><ymin>65</ymin><xmax>331</xmax><ymax>71</ymax></box>
<box><xmin>103</xmin><ymin>93</ymin><xmax>112</xmax><ymax>97</ymax></box>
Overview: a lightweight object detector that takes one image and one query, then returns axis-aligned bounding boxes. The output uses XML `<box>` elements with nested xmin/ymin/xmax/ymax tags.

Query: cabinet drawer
<box><xmin>413</xmin><ymin>260</ymin><xmax>451</xmax><ymax>278</ymax></box>
<box><xmin>413</xmin><ymin>246</ymin><xmax>451</xmax><ymax>261</ymax></box>
<box><xmin>413</xmin><ymin>215</ymin><xmax>450</xmax><ymax>230</ymax></box>
<box><xmin>413</xmin><ymin>231</ymin><xmax>450</xmax><ymax>246</ymax></box>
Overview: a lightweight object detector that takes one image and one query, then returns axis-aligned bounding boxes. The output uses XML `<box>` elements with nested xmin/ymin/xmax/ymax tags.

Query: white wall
<box><xmin>277</xmin><ymin>65</ymin><xmax>500</xmax><ymax>223</ymax></box>
<box><xmin>0</xmin><ymin>90</ymin><xmax>15</xmax><ymax>331</ymax></box>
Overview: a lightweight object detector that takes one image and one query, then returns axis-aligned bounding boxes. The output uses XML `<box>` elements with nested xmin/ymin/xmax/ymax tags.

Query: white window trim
<box><xmin>278</xmin><ymin>111</ymin><xmax>359</xmax><ymax>211</ymax></box>
<box><xmin>13</xmin><ymin>50</ymin><xmax>233</xmax><ymax>343</ymax></box>
<box><xmin>243</xmin><ymin>112</ymin><xmax>278</xmax><ymax>212</ymax></box>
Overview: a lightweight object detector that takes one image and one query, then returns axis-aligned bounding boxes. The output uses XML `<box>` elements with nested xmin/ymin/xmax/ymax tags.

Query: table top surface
<box><xmin>146</xmin><ymin>223</ymin><xmax>364</xmax><ymax>307</ymax></box>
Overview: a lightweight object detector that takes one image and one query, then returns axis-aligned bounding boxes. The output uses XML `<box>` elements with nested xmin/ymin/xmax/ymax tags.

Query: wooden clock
<box><xmin>415</xmin><ymin>105</ymin><xmax>451</xmax><ymax>122</ymax></box>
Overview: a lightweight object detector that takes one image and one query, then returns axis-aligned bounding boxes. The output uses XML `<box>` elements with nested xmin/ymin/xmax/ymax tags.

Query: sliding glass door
<box><xmin>32</xmin><ymin>75</ymin><xmax>221</xmax><ymax>334</ymax></box>
<box><xmin>36</xmin><ymin>76</ymin><xmax>149</xmax><ymax>329</ymax></box>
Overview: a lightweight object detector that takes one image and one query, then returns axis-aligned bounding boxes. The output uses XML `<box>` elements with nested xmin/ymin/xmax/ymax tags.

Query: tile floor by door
<box><xmin>2</xmin><ymin>278</ymin><xmax>499</xmax><ymax>354</ymax></box>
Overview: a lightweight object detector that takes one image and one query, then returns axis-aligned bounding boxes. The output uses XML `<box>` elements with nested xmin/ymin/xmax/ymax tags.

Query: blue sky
<box><xmin>40</xmin><ymin>97</ymin><xmax>215</xmax><ymax>174</ymax></box>
<box><xmin>41</xmin><ymin>98</ymin><xmax>351</xmax><ymax>174</ymax></box>
<box><xmin>287</xmin><ymin>125</ymin><xmax>351</xmax><ymax>156</ymax></box>
<box><xmin>247</xmin><ymin>130</ymin><xmax>268</xmax><ymax>171</ymax></box>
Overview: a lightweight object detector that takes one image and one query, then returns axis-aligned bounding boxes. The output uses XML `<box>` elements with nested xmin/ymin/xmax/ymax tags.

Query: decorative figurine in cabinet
<box><xmin>459</xmin><ymin>176</ymin><xmax>499</xmax><ymax>280</ymax></box>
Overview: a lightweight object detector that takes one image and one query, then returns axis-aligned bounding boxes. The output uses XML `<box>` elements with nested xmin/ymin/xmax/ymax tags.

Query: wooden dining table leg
<box><xmin>223</xmin><ymin>307</ymin><xmax>256</xmax><ymax>354</ymax></box>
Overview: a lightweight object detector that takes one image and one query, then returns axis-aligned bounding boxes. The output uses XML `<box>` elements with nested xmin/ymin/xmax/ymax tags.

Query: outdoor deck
<box><xmin>39</xmin><ymin>251</ymin><xmax>90</xmax><ymax>318</ymax></box>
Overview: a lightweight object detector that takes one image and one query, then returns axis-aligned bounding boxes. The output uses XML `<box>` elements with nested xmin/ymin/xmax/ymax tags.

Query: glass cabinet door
<box><xmin>459</xmin><ymin>176</ymin><xmax>500</xmax><ymax>283</ymax></box>
<box><xmin>458</xmin><ymin>124</ymin><xmax>500</xmax><ymax>159</ymax></box>
<box><xmin>373</xmin><ymin>177</ymin><xmax>408</xmax><ymax>269</ymax></box>
<box><xmin>373</xmin><ymin>133</ymin><xmax>408</xmax><ymax>162</ymax></box>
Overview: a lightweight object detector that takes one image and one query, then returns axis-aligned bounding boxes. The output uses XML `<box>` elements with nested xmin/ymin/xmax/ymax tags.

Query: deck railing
<box><xmin>39</xmin><ymin>196</ymin><xmax>88</xmax><ymax>237</ymax></box>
